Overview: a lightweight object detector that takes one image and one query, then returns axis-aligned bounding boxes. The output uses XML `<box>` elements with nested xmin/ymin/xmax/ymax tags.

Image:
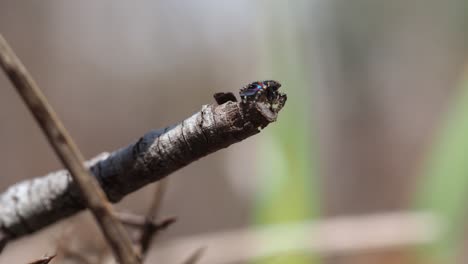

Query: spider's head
<box><xmin>261</xmin><ymin>80</ymin><xmax>281</xmax><ymax>91</ymax></box>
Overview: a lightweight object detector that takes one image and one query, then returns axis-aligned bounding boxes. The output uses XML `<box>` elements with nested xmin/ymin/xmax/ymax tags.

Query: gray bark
<box><xmin>0</xmin><ymin>98</ymin><xmax>281</xmax><ymax>250</ymax></box>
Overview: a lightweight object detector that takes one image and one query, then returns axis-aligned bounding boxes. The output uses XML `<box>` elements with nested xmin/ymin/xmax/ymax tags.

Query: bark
<box><xmin>0</xmin><ymin>96</ymin><xmax>284</xmax><ymax>249</ymax></box>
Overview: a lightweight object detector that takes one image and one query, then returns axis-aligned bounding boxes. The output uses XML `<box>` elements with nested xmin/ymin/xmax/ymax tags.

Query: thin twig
<box><xmin>147</xmin><ymin>180</ymin><xmax>168</xmax><ymax>222</ymax></box>
<box><xmin>139</xmin><ymin>179</ymin><xmax>168</xmax><ymax>255</ymax></box>
<box><xmin>0</xmin><ymin>34</ymin><xmax>140</xmax><ymax>263</ymax></box>
<box><xmin>181</xmin><ymin>247</ymin><xmax>205</xmax><ymax>264</ymax></box>
<box><xmin>27</xmin><ymin>255</ymin><xmax>56</xmax><ymax>264</ymax></box>
<box><xmin>117</xmin><ymin>212</ymin><xmax>176</xmax><ymax>231</ymax></box>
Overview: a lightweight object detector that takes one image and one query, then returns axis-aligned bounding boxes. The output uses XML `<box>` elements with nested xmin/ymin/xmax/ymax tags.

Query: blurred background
<box><xmin>1</xmin><ymin>0</ymin><xmax>468</xmax><ymax>263</ymax></box>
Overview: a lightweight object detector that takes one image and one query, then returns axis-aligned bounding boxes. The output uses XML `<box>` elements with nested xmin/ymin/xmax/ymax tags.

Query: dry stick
<box><xmin>139</xmin><ymin>179</ymin><xmax>168</xmax><ymax>256</ymax></box>
<box><xmin>181</xmin><ymin>247</ymin><xmax>205</xmax><ymax>264</ymax></box>
<box><xmin>0</xmin><ymin>88</ymin><xmax>286</xmax><ymax>248</ymax></box>
<box><xmin>117</xmin><ymin>211</ymin><xmax>176</xmax><ymax>242</ymax></box>
<box><xmin>117</xmin><ymin>213</ymin><xmax>176</xmax><ymax>231</ymax></box>
<box><xmin>27</xmin><ymin>255</ymin><xmax>56</xmax><ymax>264</ymax></box>
<box><xmin>0</xmin><ymin>35</ymin><xmax>141</xmax><ymax>263</ymax></box>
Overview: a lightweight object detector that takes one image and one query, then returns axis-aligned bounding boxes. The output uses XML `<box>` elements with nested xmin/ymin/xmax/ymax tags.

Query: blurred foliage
<box><xmin>416</xmin><ymin>70</ymin><xmax>468</xmax><ymax>262</ymax></box>
<box><xmin>253</xmin><ymin>1</ymin><xmax>319</xmax><ymax>264</ymax></box>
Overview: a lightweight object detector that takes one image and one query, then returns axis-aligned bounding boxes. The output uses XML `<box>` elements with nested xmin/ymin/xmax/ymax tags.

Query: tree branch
<box><xmin>138</xmin><ymin>179</ymin><xmax>168</xmax><ymax>256</ymax></box>
<box><xmin>0</xmin><ymin>34</ymin><xmax>141</xmax><ymax>263</ymax></box>
<box><xmin>0</xmin><ymin>88</ymin><xmax>286</xmax><ymax>249</ymax></box>
<box><xmin>117</xmin><ymin>212</ymin><xmax>176</xmax><ymax>231</ymax></box>
<box><xmin>181</xmin><ymin>247</ymin><xmax>205</xmax><ymax>264</ymax></box>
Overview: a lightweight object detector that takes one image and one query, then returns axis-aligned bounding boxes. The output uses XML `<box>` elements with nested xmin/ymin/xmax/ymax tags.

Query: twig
<box><xmin>181</xmin><ymin>247</ymin><xmax>205</xmax><ymax>264</ymax></box>
<box><xmin>27</xmin><ymin>255</ymin><xmax>56</xmax><ymax>264</ymax></box>
<box><xmin>139</xmin><ymin>179</ymin><xmax>168</xmax><ymax>255</ymax></box>
<box><xmin>146</xmin><ymin>180</ymin><xmax>168</xmax><ymax>222</ymax></box>
<box><xmin>117</xmin><ymin>212</ymin><xmax>176</xmax><ymax>231</ymax></box>
<box><xmin>0</xmin><ymin>84</ymin><xmax>285</xmax><ymax>247</ymax></box>
<box><xmin>0</xmin><ymin>34</ymin><xmax>140</xmax><ymax>263</ymax></box>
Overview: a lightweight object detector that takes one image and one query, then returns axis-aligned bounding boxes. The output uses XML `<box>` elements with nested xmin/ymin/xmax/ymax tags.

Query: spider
<box><xmin>239</xmin><ymin>80</ymin><xmax>286</xmax><ymax>111</ymax></box>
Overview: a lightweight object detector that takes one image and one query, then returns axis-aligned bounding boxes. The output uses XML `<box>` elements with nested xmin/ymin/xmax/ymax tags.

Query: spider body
<box><xmin>239</xmin><ymin>80</ymin><xmax>286</xmax><ymax>112</ymax></box>
<box><xmin>239</xmin><ymin>80</ymin><xmax>281</xmax><ymax>102</ymax></box>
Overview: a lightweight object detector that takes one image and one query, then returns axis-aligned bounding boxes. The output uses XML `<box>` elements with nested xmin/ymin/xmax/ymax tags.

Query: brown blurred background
<box><xmin>1</xmin><ymin>1</ymin><xmax>468</xmax><ymax>263</ymax></box>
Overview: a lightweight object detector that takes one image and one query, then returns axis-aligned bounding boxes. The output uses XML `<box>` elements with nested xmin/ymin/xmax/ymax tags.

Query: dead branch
<box><xmin>181</xmin><ymin>247</ymin><xmax>205</xmax><ymax>264</ymax></box>
<box><xmin>117</xmin><ymin>212</ymin><xmax>176</xmax><ymax>233</ymax></box>
<box><xmin>0</xmin><ymin>85</ymin><xmax>286</xmax><ymax>250</ymax></box>
<box><xmin>27</xmin><ymin>255</ymin><xmax>56</xmax><ymax>264</ymax></box>
<box><xmin>139</xmin><ymin>179</ymin><xmax>168</xmax><ymax>256</ymax></box>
